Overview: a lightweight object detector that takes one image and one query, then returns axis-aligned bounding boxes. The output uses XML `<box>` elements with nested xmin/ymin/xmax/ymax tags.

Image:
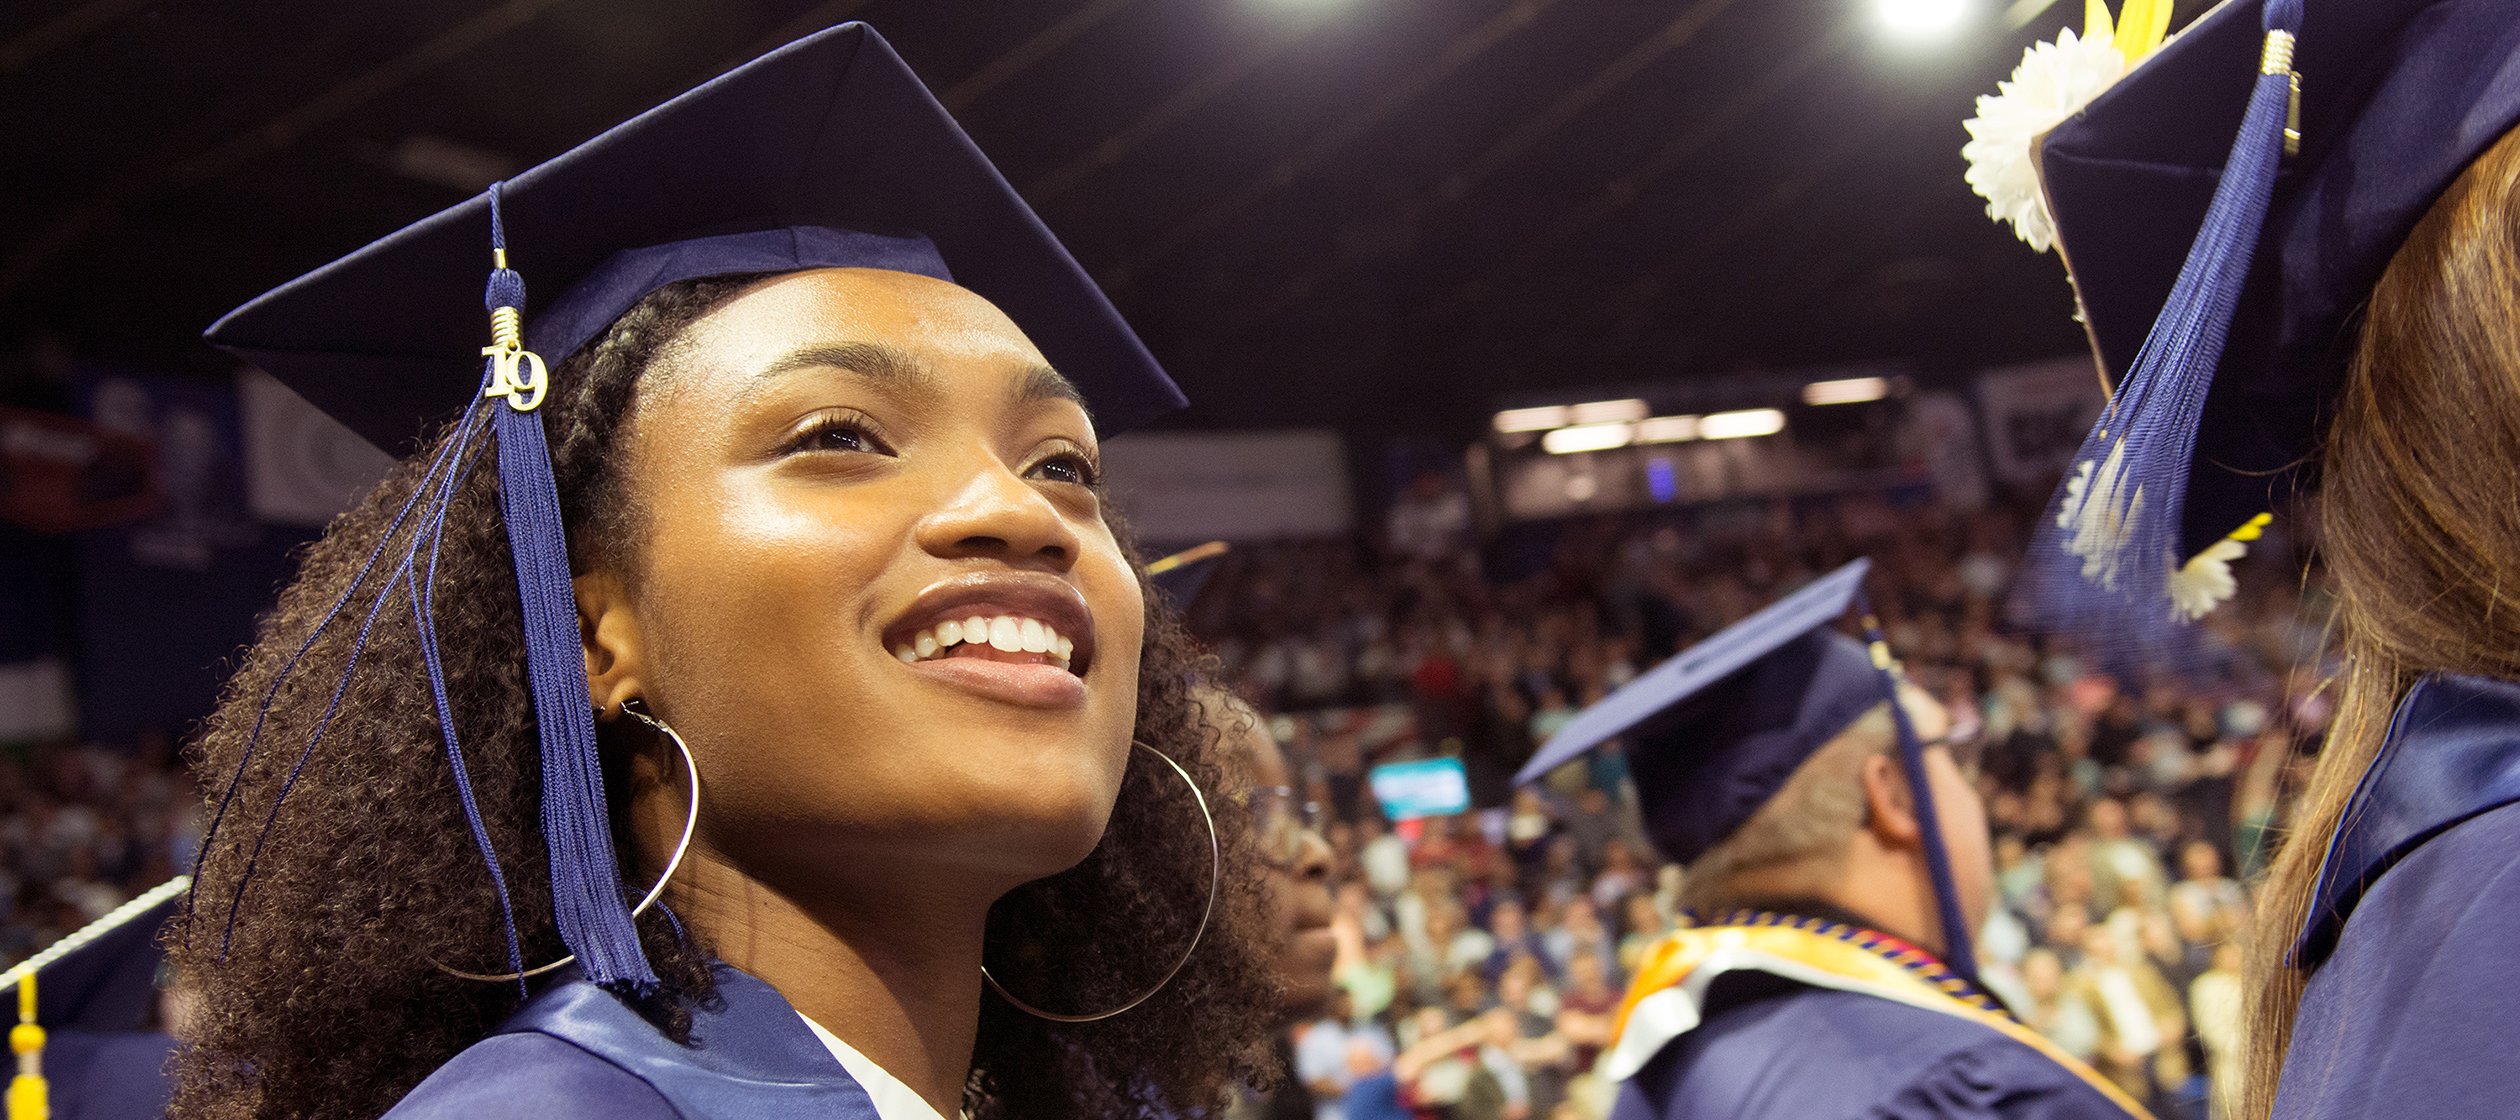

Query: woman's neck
<box><xmin>667</xmin><ymin>852</ymin><xmax>988</xmax><ymax>1118</ymax></box>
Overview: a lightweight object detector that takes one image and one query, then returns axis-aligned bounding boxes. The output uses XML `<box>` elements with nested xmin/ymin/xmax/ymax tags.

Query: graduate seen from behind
<box><xmin>1517</xmin><ymin>561</ymin><xmax>2149</xmax><ymax>1120</ymax></box>
<box><xmin>166</xmin><ymin>23</ymin><xmax>1278</xmax><ymax>1120</ymax></box>
<box><xmin>1963</xmin><ymin>1</ymin><xmax>2520</xmax><ymax>1116</ymax></box>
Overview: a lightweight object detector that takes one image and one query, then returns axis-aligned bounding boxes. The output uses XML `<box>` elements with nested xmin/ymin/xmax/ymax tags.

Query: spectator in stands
<box><xmin>1480</xmin><ymin>898</ymin><xmax>1548</xmax><ymax>982</ymax></box>
<box><xmin>1210</xmin><ymin>685</ymin><xmax>1341</xmax><ymax>1120</ymax></box>
<box><xmin>1294</xmin><ymin>989</ymin><xmax>1393</xmax><ymax>1120</ymax></box>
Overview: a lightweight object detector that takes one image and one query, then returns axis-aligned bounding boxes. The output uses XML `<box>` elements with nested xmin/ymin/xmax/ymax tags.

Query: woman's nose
<box><xmin>914</xmin><ymin>455</ymin><xmax>1082</xmax><ymax>570</ymax></box>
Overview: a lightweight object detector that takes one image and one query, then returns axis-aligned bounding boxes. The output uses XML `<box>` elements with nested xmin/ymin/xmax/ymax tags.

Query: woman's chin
<box><xmin>938</xmin><ymin>779</ymin><xmax>1119</xmax><ymax>879</ymax></box>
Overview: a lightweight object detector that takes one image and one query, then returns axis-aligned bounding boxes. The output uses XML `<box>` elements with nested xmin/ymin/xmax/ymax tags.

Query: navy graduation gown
<box><xmin>44</xmin><ymin>1031</ymin><xmax>176</xmax><ymax>1120</ymax></box>
<box><xmin>1612</xmin><ymin>976</ymin><xmax>2140</xmax><ymax>1120</ymax></box>
<box><xmin>386</xmin><ymin>964</ymin><xmax>879</xmax><ymax>1119</ymax></box>
<box><xmin>2272</xmin><ymin>673</ymin><xmax>2520</xmax><ymax>1119</ymax></box>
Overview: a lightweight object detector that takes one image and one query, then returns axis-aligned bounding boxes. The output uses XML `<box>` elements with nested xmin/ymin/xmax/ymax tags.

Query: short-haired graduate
<box><xmin>1515</xmin><ymin>561</ymin><xmax>2151</xmax><ymax>1120</ymax></box>
<box><xmin>1964</xmin><ymin>1</ymin><xmax>2520</xmax><ymax>1116</ymax></box>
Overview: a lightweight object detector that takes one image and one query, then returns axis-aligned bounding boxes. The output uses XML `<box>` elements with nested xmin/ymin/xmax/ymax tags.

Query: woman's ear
<box><xmin>576</xmin><ymin>570</ymin><xmax>646</xmax><ymax>714</ymax></box>
<box><xmin>1860</xmin><ymin>751</ymin><xmax>1923</xmax><ymax>850</ymax></box>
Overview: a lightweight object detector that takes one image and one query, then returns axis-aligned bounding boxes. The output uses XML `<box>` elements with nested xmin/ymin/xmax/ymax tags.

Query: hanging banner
<box><xmin>1100</xmin><ymin>430</ymin><xmax>1352</xmax><ymax>543</ymax></box>
<box><xmin>1898</xmin><ymin>390</ymin><xmax>1990</xmax><ymax>511</ymax></box>
<box><xmin>0</xmin><ymin>407</ymin><xmax>158</xmax><ymax>533</ymax></box>
<box><xmin>1974</xmin><ymin>357</ymin><xmax>2107</xmax><ymax>488</ymax></box>
<box><xmin>75</xmin><ymin>371</ymin><xmax>301</xmax><ymax>741</ymax></box>
<box><xmin>238</xmin><ymin>369</ymin><xmax>394</xmax><ymax>526</ymax></box>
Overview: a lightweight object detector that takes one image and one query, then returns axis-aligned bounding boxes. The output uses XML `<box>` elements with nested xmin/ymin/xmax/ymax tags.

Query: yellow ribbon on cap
<box><xmin>2085</xmin><ymin>0</ymin><xmax>2170</xmax><ymax>63</ymax></box>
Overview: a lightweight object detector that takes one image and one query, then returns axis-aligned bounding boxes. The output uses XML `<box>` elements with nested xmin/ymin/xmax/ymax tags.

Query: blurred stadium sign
<box><xmin>238</xmin><ymin>369</ymin><xmax>394</xmax><ymax>526</ymax></box>
<box><xmin>0</xmin><ymin>407</ymin><xmax>158</xmax><ymax>533</ymax></box>
<box><xmin>1100</xmin><ymin>429</ymin><xmax>1352</xmax><ymax>543</ymax></box>
<box><xmin>1974</xmin><ymin>357</ymin><xmax>2106</xmax><ymax>489</ymax></box>
<box><xmin>1369</xmin><ymin>757</ymin><xmax>1472</xmax><ymax>821</ymax></box>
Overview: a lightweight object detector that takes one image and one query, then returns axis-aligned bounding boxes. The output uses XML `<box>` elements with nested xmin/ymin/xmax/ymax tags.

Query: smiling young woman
<box><xmin>166</xmin><ymin>26</ymin><xmax>1276</xmax><ymax>1120</ymax></box>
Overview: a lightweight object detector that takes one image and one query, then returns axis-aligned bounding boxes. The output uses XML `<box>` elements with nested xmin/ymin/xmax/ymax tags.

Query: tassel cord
<box><xmin>187</xmin><ymin>400</ymin><xmax>488</xmax><ymax>943</ymax></box>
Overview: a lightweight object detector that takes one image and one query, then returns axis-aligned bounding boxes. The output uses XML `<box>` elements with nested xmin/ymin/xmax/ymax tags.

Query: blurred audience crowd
<box><xmin>0</xmin><ymin>728</ymin><xmax>194</xmax><ymax>967</ymax></box>
<box><xmin>1195</xmin><ymin>493</ymin><xmax>2324</xmax><ymax>1120</ymax></box>
<box><xmin>1</xmin><ymin>490</ymin><xmax>2327</xmax><ymax>1120</ymax></box>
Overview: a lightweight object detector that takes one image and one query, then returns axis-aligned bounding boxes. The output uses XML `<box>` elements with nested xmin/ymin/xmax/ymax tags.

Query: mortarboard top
<box><xmin>2037</xmin><ymin>0</ymin><xmax>2520</xmax><ymax>567</ymax></box>
<box><xmin>205</xmin><ymin>21</ymin><xmax>1185</xmax><ymax>452</ymax></box>
<box><xmin>1514</xmin><ymin>560</ymin><xmax>1892</xmax><ymax>866</ymax></box>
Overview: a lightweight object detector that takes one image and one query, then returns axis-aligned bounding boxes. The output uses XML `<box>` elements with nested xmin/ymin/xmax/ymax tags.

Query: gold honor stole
<box><xmin>1604</xmin><ymin>913</ymin><xmax>2153</xmax><ymax>1120</ymax></box>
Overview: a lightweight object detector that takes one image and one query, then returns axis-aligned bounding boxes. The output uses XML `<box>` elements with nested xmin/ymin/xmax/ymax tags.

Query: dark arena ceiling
<box><xmin>1</xmin><ymin>0</ymin><xmax>2212</xmax><ymax>437</ymax></box>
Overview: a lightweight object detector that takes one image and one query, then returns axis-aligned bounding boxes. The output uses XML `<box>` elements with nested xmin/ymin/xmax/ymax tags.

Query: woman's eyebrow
<box><xmin>1012</xmin><ymin>364</ymin><xmax>1087</xmax><ymax>412</ymax></box>
<box><xmin>742</xmin><ymin>341</ymin><xmax>942</xmax><ymax>401</ymax></box>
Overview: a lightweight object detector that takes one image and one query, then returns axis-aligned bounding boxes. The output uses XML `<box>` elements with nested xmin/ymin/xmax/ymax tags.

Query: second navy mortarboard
<box><xmin>1513</xmin><ymin>559</ymin><xmax>1978</xmax><ymax>976</ymax></box>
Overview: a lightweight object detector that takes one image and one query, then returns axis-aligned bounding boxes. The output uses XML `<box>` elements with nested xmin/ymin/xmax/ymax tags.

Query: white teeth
<box><xmin>897</xmin><ymin>614</ymin><xmax>1079</xmax><ymax>673</ymax></box>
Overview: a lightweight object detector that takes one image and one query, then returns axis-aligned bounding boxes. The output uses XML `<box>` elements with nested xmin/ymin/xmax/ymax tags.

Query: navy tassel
<box><xmin>482</xmin><ymin>183</ymin><xmax>660</xmax><ymax>996</ymax></box>
<box><xmin>1857</xmin><ymin>596</ymin><xmax>1977</xmax><ymax>983</ymax></box>
<box><xmin>406</xmin><ymin>414</ymin><xmax>530</xmax><ymax>994</ymax></box>
<box><xmin>2019</xmin><ymin>0</ymin><xmax>2305</xmax><ymax>664</ymax></box>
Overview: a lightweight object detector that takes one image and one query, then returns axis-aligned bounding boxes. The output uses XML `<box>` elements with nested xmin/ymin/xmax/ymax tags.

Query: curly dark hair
<box><xmin>167</xmin><ymin>275</ymin><xmax>1280</xmax><ymax>1120</ymax></box>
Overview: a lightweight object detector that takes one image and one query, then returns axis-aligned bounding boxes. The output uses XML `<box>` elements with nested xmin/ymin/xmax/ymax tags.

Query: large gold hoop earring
<box><xmin>980</xmin><ymin>740</ymin><xmax>1220</xmax><ymax>1024</ymax></box>
<box><xmin>435</xmin><ymin>699</ymin><xmax>700</xmax><ymax>983</ymax></box>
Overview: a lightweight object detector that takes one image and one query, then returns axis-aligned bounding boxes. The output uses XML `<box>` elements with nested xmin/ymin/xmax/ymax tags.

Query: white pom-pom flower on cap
<box><xmin>1962</xmin><ymin>0</ymin><xmax>2172</xmax><ymax>253</ymax></box>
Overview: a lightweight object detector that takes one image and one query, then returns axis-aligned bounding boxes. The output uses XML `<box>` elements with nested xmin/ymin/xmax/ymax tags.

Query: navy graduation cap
<box><xmin>1980</xmin><ymin>0</ymin><xmax>2520</xmax><ymax>649</ymax></box>
<box><xmin>196</xmin><ymin>23</ymin><xmax>1186</xmax><ymax>997</ymax></box>
<box><xmin>1513</xmin><ymin>559</ymin><xmax>1979</xmax><ymax>978</ymax></box>
<box><xmin>207</xmin><ymin>23</ymin><xmax>1183</xmax><ymax>448</ymax></box>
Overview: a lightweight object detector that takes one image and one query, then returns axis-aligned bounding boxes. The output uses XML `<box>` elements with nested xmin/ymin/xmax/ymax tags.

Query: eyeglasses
<box><xmin>1919</xmin><ymin>728</ymin><xmax>1988</xmax><ymax>781</ymax></box>
<box><xmin>1245</xmin><ymin>785</ymin><xmax>1326</xmax><ymax>869</ymax></box>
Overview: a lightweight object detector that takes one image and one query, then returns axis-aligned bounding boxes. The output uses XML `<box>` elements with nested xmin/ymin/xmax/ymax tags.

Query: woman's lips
<box><xmin>883</xmin><ymin>572</ymin><xmax>1096</xmax><ymax>676</ymax></box>
<box><xmin>894</xmin><ymin>641</ymin><xmax>1088</xmax><ymax>709</ymax></box>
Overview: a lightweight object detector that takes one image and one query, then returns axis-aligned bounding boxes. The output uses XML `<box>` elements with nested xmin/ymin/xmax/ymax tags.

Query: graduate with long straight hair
<box><xmin>170</xmin><ymin>24</ymin><xmax>1279</xmax><ymax>1120</ymax></box>
<box><xmin>1967</xmin><ymin>1</ymin><xmax>2520</xmax><ymax>1115</ymax></box>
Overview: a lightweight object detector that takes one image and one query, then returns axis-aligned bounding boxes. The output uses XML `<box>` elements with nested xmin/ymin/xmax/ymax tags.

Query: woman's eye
<box><xmin>1030</xmin><ymin>451</ymin><xmax>1100</xmax><ymax>487</ymax></box>
<box><xmin>786</xmin><ymin>415</ymin><xmax>889</xmax><ymax>456</ymax></box>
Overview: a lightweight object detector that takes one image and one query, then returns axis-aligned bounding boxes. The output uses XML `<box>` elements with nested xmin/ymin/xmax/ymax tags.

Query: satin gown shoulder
<box><xmin>384</xmin><ymin>964</ymin><xmax>880</xmax><ymax>1120</ymax></box>
<box><xmin>387</xmin><ymin>1031</ymin><xmax>675</xmax><ymax>1119</ymax></box>
<box><xmin>2272</xmin><ymin>801</ymin><xmax>2520</xmax><ymax>1120</ymax></box>
<box><xmin>1612</xmin><ymin>976</ymin><xmax>2140</xmax><ymax>1120</ymax></box>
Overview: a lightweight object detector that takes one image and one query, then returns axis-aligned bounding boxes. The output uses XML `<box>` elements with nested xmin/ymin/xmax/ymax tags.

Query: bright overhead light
<box><xmin>1698</xmin><ymin>408</ymin><xmax>1786</xmax><ymax>440</ymax></box>
<box><xmin>1542</xmin><ymin>422</ymin><xmax>1635</xmax><ymax>455</ymax></box>
<box><xmin>1801</xmin><ymin>376</ymin><xmax>1892</xmax><ymax>406</ymax></box>
<box><xmin>1875</xmin><ymin>0</ymin><xmax>1975</xmax><ymax>41</ymax></box>
<box><xmin>1493</xmin><ymin>405</ymin><xmax>1571</xmax><ymax>433</ymax></box>
<box><xmin>1634</xmin><ymin>415</ymin><xmax>1701</xmax><ymax>444</ymax></box>
<box><xmin>1566</xmin><ymin>398</ymin><xmax>1649</xmax><ymax>425</ymax></box>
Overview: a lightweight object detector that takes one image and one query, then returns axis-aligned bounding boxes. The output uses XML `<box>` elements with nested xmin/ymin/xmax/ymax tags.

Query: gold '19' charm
<box><xmin>481</xmin><ymin>304</ymin><xmax>548</xmax><ymax>412</ymax></box>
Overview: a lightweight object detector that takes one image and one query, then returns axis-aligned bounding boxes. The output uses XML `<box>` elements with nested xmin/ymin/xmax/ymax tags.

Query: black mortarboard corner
<box><xmin>1511</xmin><ymin>559</ymin><xmax>1979</xmax><ymax>979</ymax></box>
<box><xmin>195</xmin><ymin>23</ymin><xmax>1186</xmax><ymax>996</ymax></box>
<box><xmin>2012</xmin><ymin>0</ymin><xmax>2520</xmax><ymax>657</ymax></box>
